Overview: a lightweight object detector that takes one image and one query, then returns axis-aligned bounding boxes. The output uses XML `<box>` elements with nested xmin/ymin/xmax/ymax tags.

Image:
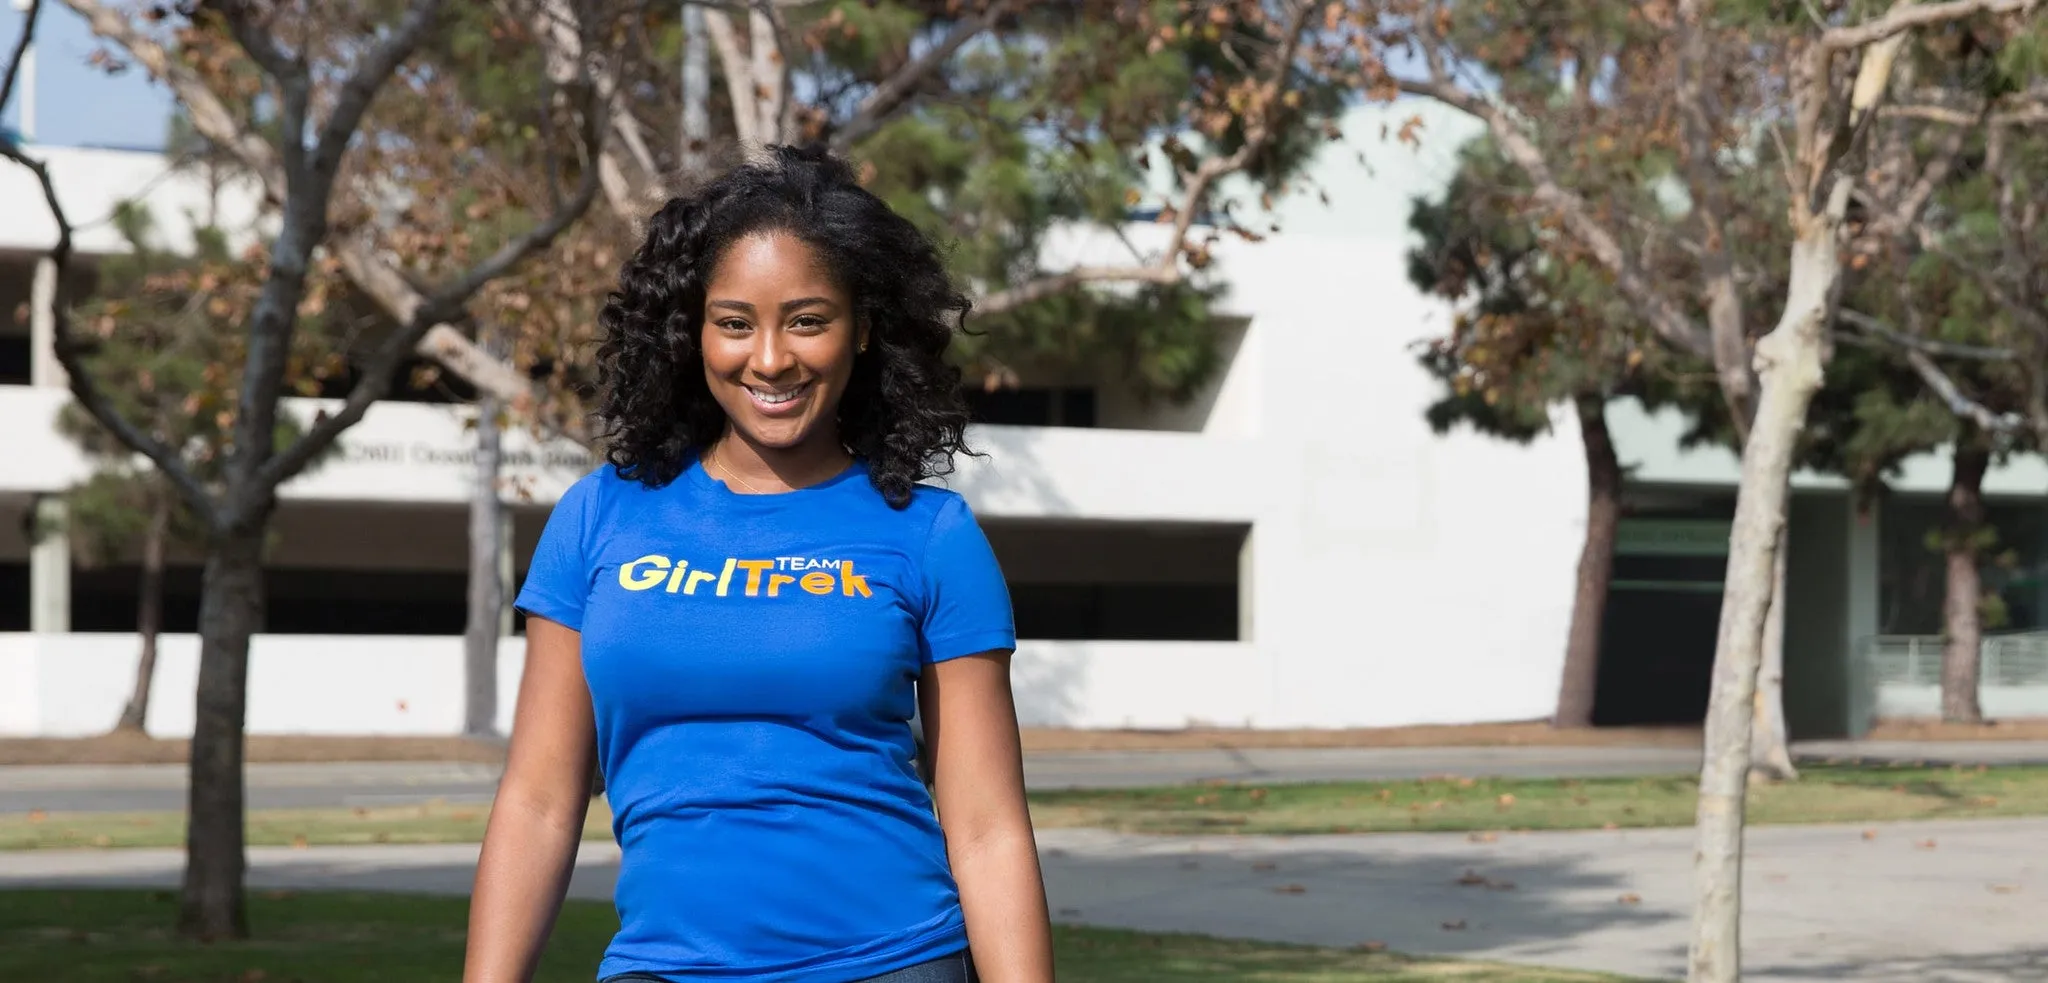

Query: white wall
<box><xmin>0</xmin><ymin>632</ymin><xmax>1255</xmax><ymax>735</ymax></box>
<box><xmin>0</xmin><ymin>144</ymin><xmax>267</xmax><ymax>257</ymax></box>
<box><xmin>0</xmin><ymin>633</ymin><xmax>527</xmax><ymax>738</ymax></box>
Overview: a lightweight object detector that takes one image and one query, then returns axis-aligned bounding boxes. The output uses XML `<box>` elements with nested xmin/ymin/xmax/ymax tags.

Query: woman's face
<box><xmin>699</xmin><ymin>232</ymin><xmax>863</xmax><ymax>453</ymax></box>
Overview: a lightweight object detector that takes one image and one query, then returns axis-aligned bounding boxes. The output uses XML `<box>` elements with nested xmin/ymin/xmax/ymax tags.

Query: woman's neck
<box><xmin>704</xmin><ymin>430</ymin><xmax>852</xmax><ymax>494</ymax></box>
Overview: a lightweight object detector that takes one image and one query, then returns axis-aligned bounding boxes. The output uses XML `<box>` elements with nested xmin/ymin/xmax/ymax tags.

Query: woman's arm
<box><xmin>920</xmin><ymin>652</ymin><xmax>1054</xmax><ymax>983</ymax></box>
<box><xmin>464</xmin><ymin>617</ymin><xmax>599</xmax><ymax>983</ymax></box>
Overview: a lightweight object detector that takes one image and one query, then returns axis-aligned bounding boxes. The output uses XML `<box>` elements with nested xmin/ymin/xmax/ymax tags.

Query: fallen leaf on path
<box><xmin>1457</xmin><ymin>870</ymin><xmax>1489</xmax><ymax>886</ymax></box>
<box><xmin>1916</xmin><ymin>839</ymin><xmax>1938</xmax><ymax>850</ymax></box>
<box><xmin>1441</xmin><ymin>919</ymin><xmax>1467</xmax><ymax>931</ymax></box>
<box><xmin>1272</xmin><ymin>884</ymin><xmax>1307</xmax><ymax>894</ymax></box>
<box><xmin>1990</xmin><ymin>884</ymin><xmax>2021</xmax><ymax>894</ymax></box>
<box><xmin>1467</xmin><ymin>832</ymin><xmax>1498</xmax><ymax>843</ymax></box>
<box><xmin>1862</xmin><ymin>829</ymin><xmax>1878</xmax><ymax>840</ymax></box>
<box><xmin>1618</xmin><ymin>893</ymin><xmax>1642</xmax><ymax>905</ymax></box>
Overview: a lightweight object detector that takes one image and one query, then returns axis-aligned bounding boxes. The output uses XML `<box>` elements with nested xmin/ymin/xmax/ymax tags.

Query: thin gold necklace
<box><xmin>705</xmin><ymin>450</ymin><xmax>768</xmax><ymax>494</ymax></box>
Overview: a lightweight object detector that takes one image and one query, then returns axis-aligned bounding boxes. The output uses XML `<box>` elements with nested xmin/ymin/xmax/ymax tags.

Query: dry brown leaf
<box><xmin>1618</xmin><ymin>893</ymin><xmax>1642</xmax><ymax>905</ymax></box>
<box><xmin>1272</xmin><ymin>884</ymin><xmax>1307</xmax><ymax>894</ymax></box>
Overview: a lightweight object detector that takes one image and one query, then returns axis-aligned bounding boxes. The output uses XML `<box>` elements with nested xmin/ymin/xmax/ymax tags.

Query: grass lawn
<box><xmin>1025</xmin><ymin>763</ymin><xmax>2048</xmax><ymax>836</ymax></box>
<box><xmin>0</xmin><ymin>889</ymin><xmax>1634</xmax><ymax>983</ymax></box>
<box><xmin>8</xmin><ymin>763</ymin><xmax>2048</xmax><ymax>849</ymax></box>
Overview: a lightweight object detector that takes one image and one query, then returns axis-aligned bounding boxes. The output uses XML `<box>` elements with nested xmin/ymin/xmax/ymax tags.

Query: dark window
<box><xmin>70</xmin><ymin>566</ymin><xmax>471</xmax><ymax>635</ymax></box>
<box><xmin>0</xmin><ymin>336</ymin><xmax>30</xmax><ymax>385</ymax></box>
<box><xmin>1012</xmin><ymin>583</ymin><xmax>1237</xmax><ymax>641</ymax></box>
<box><xmin>963</xmin><ymin>386</ymin><xmax>1096</xmax><ymax>428</ymax></box>
<box><xmin>0</xmin><ymin>563</ymin><xmax>27</xmax><ymax>630</ymax></box>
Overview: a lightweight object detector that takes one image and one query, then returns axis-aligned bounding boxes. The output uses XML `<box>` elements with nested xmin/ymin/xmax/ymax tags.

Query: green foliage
<box><xmin>1405</xmin><ymin>136</ymin><xmax>1714</xmax><ymax>444</ymax></box>
<box><xmin>55</xmin><ymin>205</ymin><xmax>334</xmax><ymax>561</ymax></box>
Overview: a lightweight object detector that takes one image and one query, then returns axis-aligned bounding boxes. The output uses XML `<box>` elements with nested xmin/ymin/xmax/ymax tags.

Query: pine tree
<box><xmin>1407</xmin><ymin>136</ymin><xmax>1716</xmax><ymax>729</ymax></box>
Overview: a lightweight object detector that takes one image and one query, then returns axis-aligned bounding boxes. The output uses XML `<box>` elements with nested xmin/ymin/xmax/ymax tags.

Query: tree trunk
<box><xmin>1749</xmin><ymin>526</ymin><xmax>1798</xmax><ymax>780</ymax></box>
<box><xmin>1942</xmin><ymin>430</ymin><xmax>1990</xmax><ymax>724</ymax></box>
<box><xmin>464</xmin><ymin>391</ymin><xmax>506</xmax><ymax>738</ymax></box>
<box><xmin>1555</xmin><ymin>392</ymin><xmax>1621</xmax><ymax>729</ymax></box>
<box><xmin>180</xmin><ymin>523</ymin><xmax>267</xmax><ymax>941</ymax></box>
<box><xmin>1687</xmin><ymin>196</ymin><xmax>1843</xmax><ymax>983</ymax></box>
<box><xmin>113</xmin><ymin>495</ymin><xmax>171</xmax><ymax>735</ymax></box>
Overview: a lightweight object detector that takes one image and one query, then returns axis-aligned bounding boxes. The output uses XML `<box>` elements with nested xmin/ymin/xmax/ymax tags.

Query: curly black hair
<box><xmin>593</xmin><ymin>145</ymin><xmax>974</xmax><ymax>508</ymax></box>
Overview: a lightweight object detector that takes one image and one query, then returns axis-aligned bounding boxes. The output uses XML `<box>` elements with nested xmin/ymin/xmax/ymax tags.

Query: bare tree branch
<box><xmin>703</xmin><ymin>8</ymin><xmax>758</xmax><ymax>149</ymax></box>
<box><xmin>978</xmin><ymin>265</ymin><xmax>1181</xmax><ymax>318</ymax></box>
<box><xmin>981</xmin><ymin>1</ymin><xmax>1312</xmax><ymax>320</ymax></box>
<box><xmin>63</xmin><ymin>0</ymin><xmax>580</xmax><ymax>417</ymax></box>
<box><xmin>1823</xmin><ymin>0</ymin><xmax>2041</xmax><ymax>50</ymax></box>
<box><xmin>1885</xmin><ymin>102</ymin><xmax>2048</xmax><ymax>125</ymax></box>
<box><xmin>256</xmin><ymin>87</ymin><xmax>609</xmax><ymax>489</ymax></box>
<box><xmin>1837</xmin><ymin>308</ymin><xmax>2015</xmax><ymax>360</ymax></box>
<box><xmin>2</xmin><ymin>0</ymin><xmax>43</xmax><ymax>118</ymax></box>
<box><xmin>749</xmin><ymin>6</ymin><xmax>787</xmax><ymax>143</ymax></box>
<box><xmin>1399</xmin><ymin>76</ymin><xmax>1714</xmax><ymax>360</ymax></box>
<box><xmin>311</xmin><ymin>0</ymin><xmax>444</xmax><ymax>182</ymax></box>
<box><xmin>828</xmin><ymin>0</ymin><xmax>1016</xmax><ymax>152</ymax></box>
<box><xmin>1863</xmin><ymin>101</ymin><xmax>1983</xmax><ymax>241</ymax></box>
<box><xmin>0</xmin><ymin>142</ymin><xmax>223</xmax><ymax>527</ymax></box>
<box><xmin>1898</xmin><ymin>345</ymin><xmax>2027</xmax><ymax>433</ymax></box>
<box><xmin>62</xmin><ymin>0</ymin><xmax>286</xmax><ymax>203</ymax></box>
<box><xmin>1676</xmin><ymin>0</ymin><xmax>1755</xmax><ymax>431</ymax></box>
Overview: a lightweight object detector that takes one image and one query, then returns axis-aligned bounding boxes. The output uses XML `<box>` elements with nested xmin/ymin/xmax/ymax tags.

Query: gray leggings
<box><xmin>601</xmin><ymin>948</ymin><xmax>973</xmax><ymax>982</ymax></box>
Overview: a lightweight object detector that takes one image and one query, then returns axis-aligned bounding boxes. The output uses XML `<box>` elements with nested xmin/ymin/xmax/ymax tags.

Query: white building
<box><xmin>4</xmin><ymin>102</ymin><xmax>2044</xmax><ymax>739</ymax></box>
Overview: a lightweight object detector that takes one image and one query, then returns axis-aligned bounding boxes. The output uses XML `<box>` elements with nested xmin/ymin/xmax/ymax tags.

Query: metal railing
<box><xmin>1861</xmin><ymin>632</ymin><xmax>2048</xmax><ymax>687</ymax></box>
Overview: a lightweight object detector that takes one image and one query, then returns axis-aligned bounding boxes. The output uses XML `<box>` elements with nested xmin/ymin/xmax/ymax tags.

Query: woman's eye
<box><xmin>791</xmin><ymin>316</ymin><xmax>827</xmax><ymax>332</ymax></box>
<box><xmin>717</xmin><ymin>318</ymin><xmax>751</xmax><ymax>332</ymax></box>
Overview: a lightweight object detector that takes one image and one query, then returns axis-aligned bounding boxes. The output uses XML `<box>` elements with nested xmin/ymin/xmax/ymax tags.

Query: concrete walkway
<box><xmin>11</xmin><ymin>740</ymin><xmax>2048</xmax><ymax>813</ymax></box>
<box><xmin>5</xmin><ymin>817</ymin><xmax>2043</xmax><ymax>982</ymax></box>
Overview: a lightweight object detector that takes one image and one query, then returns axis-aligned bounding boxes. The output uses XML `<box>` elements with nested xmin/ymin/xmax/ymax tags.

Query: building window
<box><xmin>962</xmin><ymin>386</ymin><xmax>1097</xmax><ymax>428</ymax></box>
<box><xmin>982</xmin><ymin>518</ymin><xmax>1244</xmax><ymax>642</ymax></box>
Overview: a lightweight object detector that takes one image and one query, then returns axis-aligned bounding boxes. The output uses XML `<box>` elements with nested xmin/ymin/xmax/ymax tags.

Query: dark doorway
<box><xmin>1593</xmin><ymin>512</ymin><xmax>1729</xmax><ymax>726</ymax></box>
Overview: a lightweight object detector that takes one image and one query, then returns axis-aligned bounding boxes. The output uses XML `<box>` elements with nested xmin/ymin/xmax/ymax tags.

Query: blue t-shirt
<box><xmin>513</xmin><ymin>457</ymin><xmax>1015</xmax><ymax>983</ymax></box>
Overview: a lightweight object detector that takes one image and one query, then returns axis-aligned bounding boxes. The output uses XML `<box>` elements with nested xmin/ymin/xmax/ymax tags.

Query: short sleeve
<box><xmin>514</xmin><ymin>472</ymin><xmax>600</xmax><ymax>632</ymax></box>
<box><xmin>918</xmin><ymin>496</ymin><xmax>1016</xmax><ymax>663</ymax></box>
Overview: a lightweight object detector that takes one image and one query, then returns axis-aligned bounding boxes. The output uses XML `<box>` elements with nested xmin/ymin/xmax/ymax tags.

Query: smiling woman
<box><xmin>464</xmin><ymin>146</ymin><xmax>1053</xmax><ymax>983</ymax></box>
